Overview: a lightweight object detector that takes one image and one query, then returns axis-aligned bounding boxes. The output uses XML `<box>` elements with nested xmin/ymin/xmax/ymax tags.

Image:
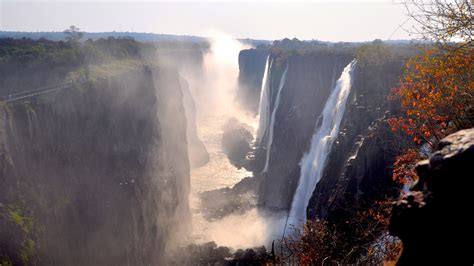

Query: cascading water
<box><xmin>288</xmin><ymin>60</ymin><xmax>357</xmax><ymax>226</ymax></box>
<box><xmin>255</xmin><ymin>55</ymin><xmax>272</xmax><ymax>147</ymax></box>
<box><xmin>262</xmin><ymin>64</ymin><xmax>289</xmax><ymax>173</ymax></box>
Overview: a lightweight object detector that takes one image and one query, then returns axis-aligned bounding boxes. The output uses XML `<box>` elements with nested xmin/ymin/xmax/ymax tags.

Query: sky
<box><xmin>0</xmin><ymin>0</ymin><xmax>413</xmax><ymax>41</ymax></box>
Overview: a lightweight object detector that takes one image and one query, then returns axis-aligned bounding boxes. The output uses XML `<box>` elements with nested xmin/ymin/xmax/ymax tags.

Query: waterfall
<box><xmin>288</xmin><ymin>60</ymin><xmax>356</xmax><ymax>226</ymax></box>
<box><xmin>262</xmin><ymin>63</ymin><xmax>288</xmax><ymax>173</ymax></box>
<box><xmin>255</xmin><ymin>55</ymin><xmax>272</xmax><ymax>147</ymax></box>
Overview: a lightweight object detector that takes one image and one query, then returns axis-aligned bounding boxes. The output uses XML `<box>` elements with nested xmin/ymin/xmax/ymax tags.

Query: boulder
<box><xmin>222</xmin><ymin>118</ymin><xmax>253</xmax><ymax>168</ymax></box>
<box><xmin>390</xmin><ymin>128</ymin><xmax>474</xmax><ymax>265</ymax></box>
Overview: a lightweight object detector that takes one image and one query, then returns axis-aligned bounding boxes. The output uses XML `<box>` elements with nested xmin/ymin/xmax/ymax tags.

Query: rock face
<box><xmin>199</xmin><ymin>177</ymin><xmax>258</xmax><ymax>220</ymax></box>
<box><xmin>181</xmin><ymin>79</ymin><xmax>210</xmax><ymax>168</ymax></box>
<box><xmin>236</xmin><ymin>48</ymin><xmax>268</xmax><ymax>113</ymax></box>
<box><xmin>390</xmin><ymin>128</ymin><xmax>474</xmax><ymax>265</ymax></box>
<box><xmin>257</xmin><ymin>52</ymin><xmax>353</xmax><ymax>211</ymax></box>
<box><xmin>155</xmin><ymin>45</ymin><xmax>210</xmax><ymax>169</ymax></box>
<box><xmin>222</xmin><ymin>118</ymin><xmax>254</xmax><ymax>168</ymax></box>
<box><xmin>308</xmin><ymin>56</ymin><xmax>408</xmax><ymax>220</ymax></box>
<box><xmin>0</xmin><ymin>66</ymin><xmax>191</xmax><ymax>265</ymax></box>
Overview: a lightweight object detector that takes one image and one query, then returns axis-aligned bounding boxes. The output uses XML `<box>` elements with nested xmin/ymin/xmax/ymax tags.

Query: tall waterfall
<box><xmin>262</xmin><ymin>64</ymin><xmax>289</xmax><ymax>173</ymax></box>
<box><xmin>255</xmin><ymin>55</ymin><xmax>272</xmax><ymax>147</ymax></box>
<box><xmin>288</xmin><ymin>60</ymin><xmax>356</xmax><ymax>226</ymax></box>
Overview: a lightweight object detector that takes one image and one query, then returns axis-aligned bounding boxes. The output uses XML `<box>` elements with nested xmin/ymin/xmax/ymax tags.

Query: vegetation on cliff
<box><xmin>0</xmin><ymin>36</ymin><xmax>184</xmax><ymax>265</ymax></box>
<box><xmin>0</xmin><ymin>36</ymin><xmax>155</xmax><ymax>94</ymax></box>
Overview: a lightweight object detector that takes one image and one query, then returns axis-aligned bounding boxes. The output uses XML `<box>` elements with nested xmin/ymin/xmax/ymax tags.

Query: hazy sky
<box><xmin>0</xmin><ymin>0</ymin><xmax>413</xmax><ymax>41</ymax></box>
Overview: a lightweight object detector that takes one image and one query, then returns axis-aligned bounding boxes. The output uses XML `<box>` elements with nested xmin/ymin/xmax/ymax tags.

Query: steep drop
<box><xmin>263</xmin><ymin>64</ymin><xmax>288</xmax><ymax>173</ymax></box>
<box><xmin>255</xmin><ymin>56</ymin><xmax>272</xmax><ymax>148</ymax></box>
<box><xmin>288</xmin><ymin>60</ymin><xmax>356</xmax><ymax>226</ymax></box>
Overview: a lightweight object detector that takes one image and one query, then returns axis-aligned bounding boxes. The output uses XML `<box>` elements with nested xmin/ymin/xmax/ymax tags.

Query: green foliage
<box><xmin>0</xmin><ymin>256</ymin><xmax>13</xmax><ymax>266</ymax></box>
<box><xmin>0</xmin><ymin>37</ymin><xmax>155</xmax><ymax>95</ymax></box>
<box><xmin>64</xmin><ymin>25</ymin><xmax>83</xmax><ymax>42</ymax></box>
<box><xmin>357</xmin><ymin>40</ymin><xmax>395</xmax><ymax>67</ymax></box>
<box><xmin>9</xmin><ymin>209</ymin><xmax>34</xmax><ymax>234</ymax></box>
<box><xmin>20</xmin><ymin>239</ymin><xmax>36</xmax><ymax>265</ymax></box>
<box><xmin>0</xmin><ymin>204</ymin><xmax>38</xmax><ymax>265</ymax></box>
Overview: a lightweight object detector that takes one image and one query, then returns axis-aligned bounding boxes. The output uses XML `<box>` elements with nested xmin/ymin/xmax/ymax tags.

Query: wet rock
<box><xmin>308</xmin><ymin>56</ymin><xmax>408</xmax><ymax>220</ymax></box>
<box><xmin>0</xmin><ymin>66</ymin><xmax>191</xmax><ymax>265</ymax></box>
<box><xmin>222</xmin><ymin>118</ymin><xmax>253</xmax><ymax>168</ymax></box>
<box><xmin>181</xmin><ymin>79</ymin><xmax>210</xmax><ymax>168</ymax></box>
<box><xmin>199</xmin><ymin>177</ymin><xmax>258</xmax><ymax>220</ymax></box>
<box><xmin>258</xmin><ymin>53</ymin><xmax>354</xmax><ymax>211</ymax></box>
<box><xmin>236</xmin><ymin>48</ymin><xmax>269</xmax><ymax>113</ymax></box>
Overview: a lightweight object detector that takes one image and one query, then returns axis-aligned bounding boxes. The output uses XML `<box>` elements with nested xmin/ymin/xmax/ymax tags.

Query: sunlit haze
<box><xmin>0</xmin><ymin>0</ymin><xmax>412</xmax><ymax>41</ymax></box>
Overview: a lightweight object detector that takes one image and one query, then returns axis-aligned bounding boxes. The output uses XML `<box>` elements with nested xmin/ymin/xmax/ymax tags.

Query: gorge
<box><xmin>0</xmin><ymin>29</ymin><xmax>471</xmax><ymax>265</ymax></box>
<box><xmin>0</xmin><ymin>36</ymin><xmax>408</xmax><ymax>264</ymax></box>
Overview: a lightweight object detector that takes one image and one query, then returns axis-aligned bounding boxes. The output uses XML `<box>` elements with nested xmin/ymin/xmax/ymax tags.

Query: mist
<box><xmin>160</xmin><ymin>31</ymin><xmax>287</xmax><ymax>250</ymax></box>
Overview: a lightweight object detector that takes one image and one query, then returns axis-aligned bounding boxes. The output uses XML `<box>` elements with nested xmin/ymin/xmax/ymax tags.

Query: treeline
<box><xmin>0</xmin><ymin>31</ymin><xmax>206</xmax><ymax>43</ymax></box>
<box><xmin>0</xmin><ymin>37</ymin><xmax>154</xmax><ymax>95</ymax></box>
<box><xmin>269</xmin><ymin>38</ymin><xmax>422</xmax><ymax>63</ymax></box>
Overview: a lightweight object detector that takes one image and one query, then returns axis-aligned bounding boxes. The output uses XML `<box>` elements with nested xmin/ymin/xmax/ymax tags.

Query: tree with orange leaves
<box><xmin>388</xmin><ymin>46</ymin><xmax>474</xmax><ymax>147</ymax></box>
<box><xmin>388</xmin><ymin>0</ymin><xmax>473</xmax><ymax>184</ymax></box>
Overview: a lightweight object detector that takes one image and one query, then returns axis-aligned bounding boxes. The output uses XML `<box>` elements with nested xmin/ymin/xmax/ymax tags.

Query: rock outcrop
<box><xmin>199</xmin><ymin>177</ymin><xmax>258</xmax><ymax>220</ymax></box>
<box><xmin>0</xmin><ymin>65</ymin><xmax>191</xmax><ymax>265</ymax></box>
<box><xmin>390</xmin><ymin>128</ymin><xmax>474</xmax><ymax>265</ymax></box>
<box><xmin>222</xmin><ymin>118</ymin><xmax>253</xmax><ymax>168</ymax></box>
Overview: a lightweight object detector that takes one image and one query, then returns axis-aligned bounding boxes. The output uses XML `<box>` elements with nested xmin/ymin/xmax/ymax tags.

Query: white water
<box><xmin>187</xmin><ymin>32</ymin><xmax>282</xmax><ymax>249</ymax></box>
<box><xmin>255</xmin><ymin>56</ymin><xmax>272</xmax><ymax>147</ymax></box>
<box><xmin>262</xmin><ymin>64</ymin><xmax>288</xmax><ymax>173</ymax></box>
<box><xmin>288</xmin><ymin>60</ymin><xmax>356</xmax><ymax>226</ymax></box>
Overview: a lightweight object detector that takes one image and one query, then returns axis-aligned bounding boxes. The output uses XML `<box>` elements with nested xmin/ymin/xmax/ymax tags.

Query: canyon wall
<box><xmin>236</xmin><ymin>48</ymin><xmax>268</xmax><ymax>113</ymax></box>
<box><xmin>237</xmin><ymin>44</ymin><xmax>415</xmax><ymax>221</ymax></box>
<box><xmin>308</xmin><ymin>54</ymin><xmax>409</xmax><ymax>220</ymax></box>
<box><xmin>256</xmin><ymin>51</ymin><xmax>353</xmax><ymax>211</ymax></box>
<box><xmin>156</xmin><ymin>45</ymin><xmax>210</xmax><ymax>169</ymax></box>
<box><xmin>0</xmin><ymin>65</ymin><xmax>191</xmax><ymax>265</ymax></box>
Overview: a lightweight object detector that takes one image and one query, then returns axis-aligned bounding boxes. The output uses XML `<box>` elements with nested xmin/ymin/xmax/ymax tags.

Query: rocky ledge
<box><xmin>390</xmin><ymin>128</ymin><xmax>474</xmax><ymax>265</ymax></box>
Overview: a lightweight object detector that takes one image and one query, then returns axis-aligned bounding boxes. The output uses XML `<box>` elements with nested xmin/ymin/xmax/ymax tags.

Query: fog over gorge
<box><xmin>1</xmin><ymin>1</ymin><xmax>473</xmax><ymax>265</ymax></box>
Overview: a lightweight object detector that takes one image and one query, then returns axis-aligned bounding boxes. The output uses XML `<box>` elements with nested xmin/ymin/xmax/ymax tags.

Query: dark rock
<box><xmin>222</xmin><ymin>118</ymin><xmax>253</xmax><ymax>168</ymax></box>
<box><xmin>257</xmin><ymin>52</ymin><xmax>353</xmax><ymax>211</ymax></box>
<box><xmin>199</xmin><ymin>176</ymin><xmax>258</xmax><ymax>220</ymax></box>
<box><xmin>308</xmin><ymin>55</ymin><xmax>408</xmax><ymax>220</ymax></box>
<box><xmin>390</xmin><ymin>128</ymin><xmax>474</xmax><ymax>265</ymax></box>
<box><xmin>236</xmin><ymin>48</ymin><xmax>269</xmax><ymax>113</ymax></box>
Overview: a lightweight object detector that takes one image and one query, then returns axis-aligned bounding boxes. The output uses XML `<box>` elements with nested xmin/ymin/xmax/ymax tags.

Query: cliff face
<box><xmin>155</xmin><ymin>46</ymin><xmax>210</xmax><ymax>169</ymax></box>
<box><xmin>181</xmin><ymin>79</ymin><xmax>210</xmax><ymax>168</ymax></box>
<box><xmin>236</xmin><ymin>48</ymin><xmax>268</xmax><ymax>113</ymax></box>
<box><xmin>257</xmin><ymin>52</ymin><xmax>353</xmax><ymax>211</ymax></box>
<box><xmin>307</xmin><ymin>57</ymin><xmax>408</xmax><ymax>220</ymax></box>
<box><xmin>0</xmin><ymin>66</ymin><xmax>191</xmax><ymax>265</ymax></box>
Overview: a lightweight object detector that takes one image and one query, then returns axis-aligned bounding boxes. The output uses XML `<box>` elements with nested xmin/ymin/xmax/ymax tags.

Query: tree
<box><xmin>404</xmin><ymin>0</ymin><xmax>473</xmax><ymax>44</ymax></box>
<box><xmin>63</xmin><ymin>26</ymin><xmax>83</xmax><ymax>42</ymax></box>
<box><xmin>388</xmin><ymin>45</ymin><xmax>474</xmax><ymax>147</ymax></box>
<box><xmin>388</xmin><ymin>0</ymin><xmax>474</xmax><ymax>182</ymax></box>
